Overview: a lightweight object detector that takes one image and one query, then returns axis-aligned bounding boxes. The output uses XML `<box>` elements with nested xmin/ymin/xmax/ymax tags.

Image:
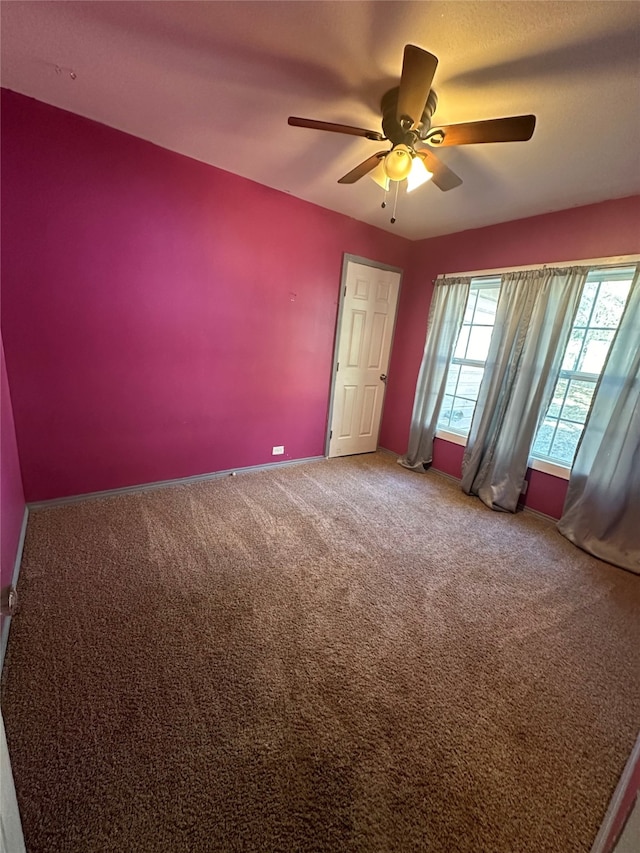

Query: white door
<box><xmin>0</xmin><ymin>710</ymin><xmax>26</xmax><ymax>853</ymax></box>
<box><xmin>328</xmin><ymin>259</ymin><xmax>401</xmax><ymax>457</ymax></box>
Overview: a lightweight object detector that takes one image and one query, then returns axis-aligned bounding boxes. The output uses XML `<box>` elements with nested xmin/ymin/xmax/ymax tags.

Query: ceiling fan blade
<box><xmin>416</xmin><ymin>150</ymin><xmax>463</xmax><ymax>192</ymax></box>
<box><xmin>431</xmin><ymin>115</ymin><xmax>536</xmax><ymax>146</ymax></box>
<box><xmin>338</xmin><ymin>152</ymin><xmax>387</xmax><ymax>184</ymax></box>
<box><xmin>396</xmin><ymin>45</ymin><xmax>438</xmax><ymax>129</ymax></box>
<box><xmin>288</xmin><ymin>116</ymin><xmax>384</xmax><ymax>141</ymax></box>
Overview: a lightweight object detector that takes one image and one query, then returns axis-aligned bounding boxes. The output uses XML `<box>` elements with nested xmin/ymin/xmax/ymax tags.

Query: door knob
<box><xmin>380</xmin><ymin>374</ymin><xmax>388</xmax><ymax>383</ymax></box>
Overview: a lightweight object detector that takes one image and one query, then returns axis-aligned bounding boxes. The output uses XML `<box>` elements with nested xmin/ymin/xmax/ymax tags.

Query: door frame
<box><xmin>324</xmin><ymin>253</ymin><xmax>404</xmax><ymax>458</ymax></box>
<box><xmin>0</xmin><ymin>710</ymin><xmax>27</xmax><ymax>853</ymax></box>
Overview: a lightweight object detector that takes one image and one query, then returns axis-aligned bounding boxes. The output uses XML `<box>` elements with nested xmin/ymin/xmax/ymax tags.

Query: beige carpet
<box><xmin>2</xmin><ymin>452</ymin><xmax>639</xmax><ymax>852</ymax></box>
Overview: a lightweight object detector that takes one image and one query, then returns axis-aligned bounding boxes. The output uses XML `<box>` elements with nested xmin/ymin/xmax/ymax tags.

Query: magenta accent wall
<box><xmin>380</xmin><ymin>195</ymin><xmax>640</xmax><ymax>518</ymax></box>
<box><xmin>1</xmin><ymin>332</ymin><xmax>25</xmax><ymax>633</ymax></box>
<box><xmin>2</xmin><ymin>88</ymin><xmax>637</xmax><ymax>518</ymax></box>
<box><xmin>1</xmin><ymin>90</ymin><xmax>410</xmax><ymax>501</ymax></box>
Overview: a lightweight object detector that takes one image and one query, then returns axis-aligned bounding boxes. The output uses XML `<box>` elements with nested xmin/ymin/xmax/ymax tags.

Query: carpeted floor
<box><xmin>2</xmin><ymin>452</ymin><xmax>639</xmax><ymax>852</ymax></box>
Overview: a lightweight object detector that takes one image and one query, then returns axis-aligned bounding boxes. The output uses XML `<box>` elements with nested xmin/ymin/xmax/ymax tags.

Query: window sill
<box><xmin>528</xmin><ymin>457</ymin><xmax>571</xmax><ymax>480</ymax></box>
<box><xmin>435</xmin><ymin>430</ymin><xmax>571</xmax><ymax>481</ymax></box>
<box><xmin>435</xmin><ymin>428</ymin><xmax>468</xmax><ymax>447</ymax></box>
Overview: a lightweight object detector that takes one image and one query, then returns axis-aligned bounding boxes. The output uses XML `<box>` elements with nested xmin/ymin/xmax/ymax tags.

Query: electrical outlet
<box><xmin>272</xmin><ymin>445</ymin><xmax>285</xmax><ymax>456</ymax></box>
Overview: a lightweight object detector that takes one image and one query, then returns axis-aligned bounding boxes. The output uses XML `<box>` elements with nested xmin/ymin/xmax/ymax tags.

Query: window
<box><xmin>530</xmin><ymin>266</ymin><xmax>635</xmax><ymax>467</ymax></box>
<box><xmin>437</xmin><ymin>277</ymin><xmax>500</xmax><ymax>434</ymax></box>
<box><xmin>435</xmin><ymin>263</ymin><xmax>636</xmax><ymax>472</ymax></box>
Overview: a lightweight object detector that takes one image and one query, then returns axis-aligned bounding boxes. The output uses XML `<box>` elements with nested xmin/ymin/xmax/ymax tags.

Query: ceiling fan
<box><xmin>288</xmin><ymin>45</ymin><xmax>536</xmax><ymax>201</ymax></box>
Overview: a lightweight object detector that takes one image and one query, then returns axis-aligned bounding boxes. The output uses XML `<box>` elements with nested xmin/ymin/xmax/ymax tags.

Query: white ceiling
<box><xmin>1</xmin><ymin>1</ymin><xmax>639</xmax><ymax>240</ymax></box>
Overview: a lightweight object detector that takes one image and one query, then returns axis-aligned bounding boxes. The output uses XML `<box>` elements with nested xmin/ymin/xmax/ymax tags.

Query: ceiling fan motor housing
<box><xmin>381</xmin><ymin>87</ymin><xmax>438</xmax><ymax>146</ymax></box>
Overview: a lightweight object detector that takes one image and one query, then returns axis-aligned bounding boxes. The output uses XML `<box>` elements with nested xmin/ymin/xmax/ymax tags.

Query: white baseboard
<box><xmin>0</xmin><ymin>506</ymin><xmax>29</xmax><ymax>676</ymax></box>
<box><xmin>27</xmin><ymin>455</ymin><xmax>326</xmax><ymax>510</ymax></box>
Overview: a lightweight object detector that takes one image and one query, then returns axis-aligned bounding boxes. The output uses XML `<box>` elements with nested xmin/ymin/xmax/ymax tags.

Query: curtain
<box><xmin>461</xmin><ymin>267</ymin><xmax>587</xmax><ymax>511</ymax></box>
<box><xmin>399</xmin><ymin>277</ymin><xmax>471</xmax><ymax>470</ymax></box>
<box><xmin>558</xmin><ymin>268</ymin><xmax>640</xmax><ymax>573</ymax></box>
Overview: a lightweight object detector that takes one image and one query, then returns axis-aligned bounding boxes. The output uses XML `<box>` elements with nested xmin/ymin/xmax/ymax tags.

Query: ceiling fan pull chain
<box><xmin>381</xmin><ymin>184</ymin><xmax>388</xmax><ymax>209</ymax></box>
<box><xmin>390</xmin><ymin>181</ymin><xmax>400</xmax><ymax>224</ymax></box>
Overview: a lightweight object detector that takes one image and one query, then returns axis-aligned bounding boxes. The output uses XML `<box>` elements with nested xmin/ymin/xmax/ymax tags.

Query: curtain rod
<box><xmin>435</xmin><ymin>254</ymin><xmax>640</xmax><ymax>281</ymax></box>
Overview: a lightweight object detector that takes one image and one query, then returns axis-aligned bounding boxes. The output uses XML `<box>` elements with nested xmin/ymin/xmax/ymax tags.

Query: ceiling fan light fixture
<box><xmin>406</xmin><ymin>155</ymin><xmax>433</xmax><ymax>192</ymax></box>
<box><xmin>383</xmin><ymin>144</ymin><xmax>413</xmax><ymax>181</ymax></box>
<box><xmin>370</xmin><ymin>158</ymin><xmax>390</xmax><ymax>190</ymax></box>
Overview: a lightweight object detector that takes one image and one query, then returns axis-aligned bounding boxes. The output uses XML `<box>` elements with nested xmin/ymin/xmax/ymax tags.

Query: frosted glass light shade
<box><xmin>406</xmin><ymin>156</ymin><xmax>433</xmax><ymax>192</ymax></box>
<box><xmin>370</xmin><ymin>159</ymin><xmax>390</xmax><ymax>190</ymax></box>
<box><xmin>383</xmin><ymin>145</ymin><xmax>413</xmax><ymax>181</ymax></box>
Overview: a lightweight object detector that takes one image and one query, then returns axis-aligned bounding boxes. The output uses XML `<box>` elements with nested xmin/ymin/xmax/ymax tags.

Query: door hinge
<box><xmin>344</xmin><ymin>286</ymin><xmax>347</xmax><ymax>296</ymax></box>
<box><xmin>336</xmin><ymin>361</ymin><xmax>339</xmax><ymax>371</ymax></box>
<box><xmin>330</xmin><ymin>430</ymin><xmax>333</xmax><ymax>439</ymax></box>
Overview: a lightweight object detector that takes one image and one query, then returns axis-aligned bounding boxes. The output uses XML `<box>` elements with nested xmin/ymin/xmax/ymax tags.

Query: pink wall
<box><xmin>1</xmin><ymin>90</ymin><xmax>410</xmax><ymax>501</ymax></box>
<box><xmin>1</xmin><ymin>332</ymin><xmax>25</xmax><ymax>633</ymax></box>
<box><xmin>2</xmin><ymin>88</ymin><xmax>637</xmax><ymax>517</ymax></box>
<box><xmin>380</xmin><ymin>195</ymin><xmax>640</xmax><ymax>518</ymax></box>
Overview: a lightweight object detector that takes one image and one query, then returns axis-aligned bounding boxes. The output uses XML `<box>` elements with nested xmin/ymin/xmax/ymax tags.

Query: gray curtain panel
<box><xmin>558</xmin><ymin>268</ymin><xmax>640</xmax><ymax>573</ymax></box>
<box><xmin>461</xmin><ymin>267</ymin><xmax>587</xmax><ymax>511</ymax></box>
<box><xmin>399</xmin><ymin>277</ymin><xmax>471</xmax><ymax>470</ymax></box>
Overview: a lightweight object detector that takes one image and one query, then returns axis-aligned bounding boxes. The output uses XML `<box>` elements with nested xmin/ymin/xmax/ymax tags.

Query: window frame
<box><xmin>436</xmin><ymin>276</ymin><xmax>501</xmax><ymax>437</ymax></box>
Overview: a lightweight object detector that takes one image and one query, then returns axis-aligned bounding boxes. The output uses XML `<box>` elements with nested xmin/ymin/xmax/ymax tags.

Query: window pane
<box><xmin>574</xmin><ymin>280</ymin><xmax>598</xmax><ymax>327</ymax></box>
<box><xmin>444</xmin><ymin>363</ymin><xmax>461</xmax><ymax>396</ymax></box>
<box><xmin>562</xmin><ymin>328</ymin><xmax>586</xmax><ymax>371</ymax></box>
<box><xmin>457</xmin><ymin>365</ymin><xmax>484</xmax><ymax>400</ymax></box>
<box><xmin>454</xmin><ymin>325</ymin><xmax>470</xmax><ymax>359</ymax></box>
<box><xmin>466</xmin><ymin>325</ymin><xmax>493</xmax><ymax>362</ymax></box>
<box><xmin>531</xmin><ymin>417</ymin><xmax>556</xmax><ymax>458</ymax></box>
<box><xmin>474</xmin><ymin>287</ymin><xmax>500</xmax><ymax>324</ymax></box>
<box><xmin>449</xmin><ymin>397</ymin><xmax>476</xmax><ymax>432</ymax></box>
<box><xmin>591</xmin><ymin>279</ymin><xmax>632</xmax><ymax>328</ymax></box>
<box><xmin>547</xmin><ymin>378</ymin><xmax>568</xmax><ymax>418</ymax></box>
<box><xmin>560</xmin><ymin>379</ymin><xmax>596</xmax><ymax>423</ymax></box>
<box><xmin>438</xmin><ymin>394</ymin><xmax>454</xmax><ymax>429</ymax></box>
<box><xmin>578</xmin><ymin>329</ymin><xmax>614</xmax><ymax>374</ymax></box>
<box><xmin>463</xmin><ymin>289</ymin><xmax>478</xmax><ymax>324</ymax></box>
<box><xmin>550</xmin><ymin>421</ymin><xmax>583</xmax><ymax>465</ymax></box>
